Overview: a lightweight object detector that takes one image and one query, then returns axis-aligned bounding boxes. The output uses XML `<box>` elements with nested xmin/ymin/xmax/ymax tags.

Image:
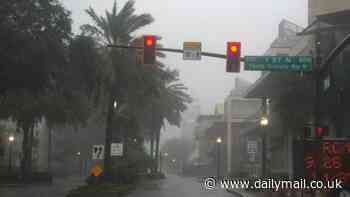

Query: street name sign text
<box><xmin>245</xmin><ymin>56</ymin><xmax>313</xmax><ymax>72</ymax></box>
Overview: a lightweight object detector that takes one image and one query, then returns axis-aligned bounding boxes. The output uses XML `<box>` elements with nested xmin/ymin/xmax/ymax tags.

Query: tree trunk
<box><xmin>155</xmin><ymin>126</ymin><xmax>161</xmax><ymax>173</ymax></box>
<box><xmin>104</xmin><ymin>96</ymin><xmax>114</xmax><ymax>179</ymax></box>
<box><xmin>21</xmin><ymin>123</ymin><xmax>33</xmax><ymax>181</ymax></box>
<box><xmin>29</xmin><ymin>125</ymin><xmax>34</xmax><ymax>173</ymax></box>
<box><xmin>150</xmin><ymin>130</ymin><xmax>154</xmax><ymax>172</ymax></box>
<box><xmin>47</xmin><ymin>125</ymin><xmax>52</xmax><ymax>174</ymax></box>
<box><xmin>21</xmin><ymin>125</ymin><xmax>29</xmax><ymax>179</ymax></box>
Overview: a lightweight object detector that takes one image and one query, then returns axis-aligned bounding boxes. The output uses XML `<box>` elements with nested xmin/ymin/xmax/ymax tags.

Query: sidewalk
<box><xmin>0</xmin><ymin>175</ymin><xmax>85</xmax><ymax>197</ymax></box>
<box><xmin>227</xmin><ymin>188</ymin><xmax>263</xmax><ymax>197</ymax></box>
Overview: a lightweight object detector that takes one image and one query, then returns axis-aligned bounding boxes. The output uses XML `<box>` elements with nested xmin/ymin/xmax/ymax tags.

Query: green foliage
<box><xmin>0</xmin><ymin>0</ymin><xmax>72</xmax><ymax>94</ymax></box>
<box><xmin>0</xmin><ymin>0</ymin><xmax>110</xmax><ymax>179</ymax></box>
<box><xmin>110</xmin><ymin>142</ymin><xmax>153</xmax><ymax>184</ymax></box>
<box><xmin>81</xmin><ymin>0</ymin><xmax>154</xmax><ymax>45</ymax></box>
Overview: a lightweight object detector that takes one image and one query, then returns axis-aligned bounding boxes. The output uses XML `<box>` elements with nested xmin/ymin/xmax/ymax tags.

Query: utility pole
<box><xmin>261</xmin><ymin>130</ymin><xmax>267</xmax><ymax>177</ymax></box>
<box><xmin>8</xmin><ymin>136</ymin><xmax>14</xmax><ymax>171</ymax></box>
<box><xmin>313</xmin><ymin>25</ymin><xmax>322</xmax><ymax>197</ymax></box>
<box><xmin>8</xmin><ymin>142</ymin><xmax>13</xmax><ymax>171</ymax></box>
<box><xmin>314</xmin><ymin>28</ymin><xmax>322</xmax><ymax>129</ymax></box>
<box><xmin>260</xmin><ymin>97</ymin><xmax>269</xmax><ymax>177</ymax></box>
<box><xmin>216</xmin><ymin>137</ymin><xmax>222</xmax><ymax>179</ymax></box>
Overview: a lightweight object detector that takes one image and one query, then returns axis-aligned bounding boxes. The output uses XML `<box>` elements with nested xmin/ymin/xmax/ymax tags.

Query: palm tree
<box><xmin>137</xmin><ymin>65</ymin><xmax>192</xmax><ymax>172</ymax></box>
<box><xmin>82</xmin><ymin>0</ymin><xmax>154</xmax><ymax>178</ymax></box>
<box><xmin>153</xmin><ymin>71</ymin><xmax>192</xmax><ymax>172</ymax></box>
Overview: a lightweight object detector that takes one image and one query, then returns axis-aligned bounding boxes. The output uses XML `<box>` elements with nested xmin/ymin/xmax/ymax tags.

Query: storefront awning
<box><xmin>244</xmin><ymin>71</ymin><xmax>312</xmax><ymax>99</ymax></box>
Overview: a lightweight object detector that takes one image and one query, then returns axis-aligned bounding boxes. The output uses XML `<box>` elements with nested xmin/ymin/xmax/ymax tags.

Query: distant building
<box><xmin>309</xmin><ymin>0</ymin><xmax>350</xmax><ymax>23</ymax></box>
<box><xmin>243</xmin><ymin>19</ymin><xmax>308</xmax><ymax>179</ymax></box>
<box><xmin>225</xmin><ymin>77</ymin><xmax>261</xmax><ymax>175</ymax></box>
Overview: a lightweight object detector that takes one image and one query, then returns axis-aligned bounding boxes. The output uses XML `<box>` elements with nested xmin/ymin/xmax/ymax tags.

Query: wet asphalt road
<box><xmin>0</xmin><ymin>174</ymin><xmax>244</xmax><ymax>197</ymax></box>
<box><xmin>127</xmin><ymin>174</ymin><xmax>237</xmax><ymax>197</ymax></box>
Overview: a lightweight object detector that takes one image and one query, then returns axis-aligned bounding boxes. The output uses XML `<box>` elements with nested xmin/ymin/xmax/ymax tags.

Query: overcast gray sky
<box><xmin>62</xmin><ymin>0</ymin><xmax>308</xmax><ymax>115</ymax></box>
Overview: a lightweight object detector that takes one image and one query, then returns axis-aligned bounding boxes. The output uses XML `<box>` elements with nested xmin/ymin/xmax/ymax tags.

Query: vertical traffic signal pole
<box><xmin>313</xmin><ymin>27</ymin><xmax>322</xmax><ymax>197</ymax></box>
<box><xmin>314</xmin><ymin>30</ymin><xmax>322</xmax><ymax>130</ymax></box>
<box><xmin>261</xmin><ymin>97</ymin><xmax>268</xmax><ymax>177</ymax></box>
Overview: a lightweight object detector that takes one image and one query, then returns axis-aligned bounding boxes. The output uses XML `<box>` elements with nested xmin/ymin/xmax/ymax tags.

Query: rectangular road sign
<box><xmin>247</xmin><ymin>140</ymin><xmax>258</xmax><ymax>154</ymax></box>
<box><xmin>244</xmin><ymin>56</ymin><xmax>313</xmax><ymax>72</ymax></box>
<box><xmin>92</xmin><ymin>145</ymin><xmax>104</xmax><ymax>160</ymax></box>
<box><xmin>111</xmin><ymin>143</ymin><xmax>123</xmax><ymax>156</ymax></box>
<box><xmin>183</xmin><ymin>42</ymin><xmax>201</xmax><ymax>60</ymax></box>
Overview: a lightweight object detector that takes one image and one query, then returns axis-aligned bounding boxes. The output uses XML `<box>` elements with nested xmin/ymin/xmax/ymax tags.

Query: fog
<box><xmin>63</xmin><ymin>0</ymin><xmax>307</xmax><ymax>114</ymax></box>
<box><xmin>60</xmin><ymin>0</ymin><xmax>308</xmax><ymax>140</ymax></box>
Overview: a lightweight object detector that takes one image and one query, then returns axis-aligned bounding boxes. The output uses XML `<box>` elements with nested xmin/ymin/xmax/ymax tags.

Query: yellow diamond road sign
<box><xmin>91</xmin><ymin>165</ymin><xmax>103</xmax><ymax>177</ymax></box>
<box><xmin>183</xmin><ymin>42</ymin><xmax>201</xmax><ymax>60</ymax></box>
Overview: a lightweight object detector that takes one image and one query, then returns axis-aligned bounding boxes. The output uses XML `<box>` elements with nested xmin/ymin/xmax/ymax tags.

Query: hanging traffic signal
<box><xmin>303</xmin><ymin>125</ymin><xmax>329</xmax><ymax>138</ymax></box>
<box><xmin>143</xmin><ymin>35</ymin><xmax>156</xmax><ymax>65</ymax></box>
<box><xmin>304</xmin><ymin>126</ymin><xmax>312</xmax><ymax>138</ymax></box>
<box><xmin>226</xmin><ymin>42</ymin><xmax>241</xmax><ymax>73</ymax></box>
<box><xmin>315</xmin><ymin>126</ymin><xmax>329</xmax><ymax>138</ymax></box>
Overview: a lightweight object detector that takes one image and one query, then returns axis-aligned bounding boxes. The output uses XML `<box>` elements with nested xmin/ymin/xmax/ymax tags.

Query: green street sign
<box><xmin>244</xmin><ymin>56</ymin><xmax>313</xmax><ymax>72</ymax></box>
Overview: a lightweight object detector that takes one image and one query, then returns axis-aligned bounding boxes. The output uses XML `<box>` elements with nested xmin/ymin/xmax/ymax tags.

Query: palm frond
<box><xmin>112</xmin><ymin>0</ymin><xmax>117</xmax><ymax>16</ymax></box>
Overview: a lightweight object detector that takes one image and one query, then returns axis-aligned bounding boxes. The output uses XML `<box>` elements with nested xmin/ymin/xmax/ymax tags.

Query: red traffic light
<box><xmin>143</xmin><ymin>35</ymin><xmax>156</xmax><ymax>65</ymax></box>
<box><xmin>145</xmin><ymin>36</ymin><xmax>155</xmax><ymax>47</ymax></box>
<box><xmin>230</xmin><ymin>45</ymin><xmax>238</xmax><ymax>53</ymax></box>
<box><xmin>315</xmin><ymin>126</ymin><xmax>328</xmax><ymax>138</ymax></box>
<box><xmin>226</xmin><ymin>42</ymin><xmax>241</xmax><ymax>73</ymax></box>
<box><xmin>303</xmin><ymin>125</ymin><xmax>329</xmax><ymax>138</ymax></box>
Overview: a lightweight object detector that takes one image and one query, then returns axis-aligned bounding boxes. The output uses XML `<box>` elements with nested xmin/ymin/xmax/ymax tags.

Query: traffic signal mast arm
<box><xmin>106</xmin><ymin>44</ymin><xmax>245</xmax><ymax>61</ymax></box>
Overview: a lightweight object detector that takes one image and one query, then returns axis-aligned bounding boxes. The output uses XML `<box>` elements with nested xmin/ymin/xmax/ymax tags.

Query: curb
<box><xmin>226</xmin><ymin>189</ymin><xmax>245</xmax><ymax>197</ymax></box>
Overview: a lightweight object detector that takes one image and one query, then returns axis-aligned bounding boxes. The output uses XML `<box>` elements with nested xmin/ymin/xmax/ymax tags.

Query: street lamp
<box><xmin>216</xmin><ymin>137</ymin><xmax>222</xmax><ymax>179</ymax></box>
<box><xmin>260</xmin><ymin>117</ymin><xmax>269</xmax><ymax>126</ymax></box>
<box><xmin>76</xmin><ymin>152</ymin><xmax>82</xmax><ymax>176</ymax></box>
<box><xmin>8</xmin><ymin>135</ymin><xmax>15</xmax><ymax>171</ymax></box>
<box><xmin>9</xmin><ymin>136</ymin><xmax>14</xmax><ymax>142</ymax></box>
<box><xmin>113</xmin><ymin>100</ymin><xmax>117</xmax><ymax>109</ymax></box>
<box><xmin>260</xmin><ymin>116</ymin><xmax>268</xmax><ymax>177</ymax></box>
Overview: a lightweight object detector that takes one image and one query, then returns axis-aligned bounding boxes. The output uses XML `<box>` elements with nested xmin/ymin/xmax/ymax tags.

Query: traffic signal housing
<box><xmin>315</xmin><ymin>126</ymin><xmax>329</xmax><ymax>138</ymax></box>
<box><xmin>226</xmin><ymin>42</ymin><xmax>241</xmax><ymax>73</ymax></box>
<box><xmin>143</xmin><ymin>35</ymin><xmax>156</xmax><ymax>65</ymax></box>
<box><xmin>303</xmin><ymin>125</ymin><xmax>329</xmax><ymax>138</ymax></box>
